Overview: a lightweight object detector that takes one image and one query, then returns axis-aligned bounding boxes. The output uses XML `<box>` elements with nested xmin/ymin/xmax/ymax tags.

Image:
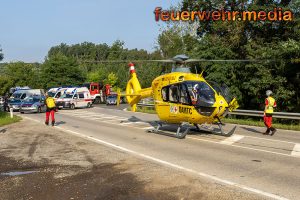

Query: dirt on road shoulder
<box><xmin>0</xmin><ymin>119</ymin><xmax>265</xmax><ymax>200</ymax></box>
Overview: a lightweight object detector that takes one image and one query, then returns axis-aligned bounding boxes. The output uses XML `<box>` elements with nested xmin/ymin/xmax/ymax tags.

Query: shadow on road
<box><xmin>241</xmin><ymin>127</ymin><xmax>263</xmax><ymax>134</ymax></box>
<box><xmin>55</xmin><ymin>121</ymin><xmax>66</xmax><ymax>126</ymax></box>
<box><xmin>0</xmin><ymin>128</ymin><xmax>7</xmax><ymax>134</ymax></box>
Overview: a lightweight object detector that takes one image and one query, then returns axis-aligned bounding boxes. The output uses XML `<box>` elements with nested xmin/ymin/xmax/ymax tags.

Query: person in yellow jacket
<box><xmin>44</xmin><ymin>92</ymin><xmax>56</xmax><ymax>126</ymax></box>
<box><xmin>263</xmin><ymin>90</ymin><xmax>277</xmax><ymax>136</ymax></box>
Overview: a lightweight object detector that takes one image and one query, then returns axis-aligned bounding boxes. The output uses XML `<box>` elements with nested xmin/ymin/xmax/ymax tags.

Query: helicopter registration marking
<box><xmin>179</xmin><ymin>106</ymin><xmax>192</xmax><ymax>114</ymax></box>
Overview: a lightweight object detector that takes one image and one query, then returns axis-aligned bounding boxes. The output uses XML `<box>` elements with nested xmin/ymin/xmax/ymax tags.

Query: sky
<box><xmin>0</xmin><ymin>0</ymin><xmax>181</xmax><ymax>63</ymax></box>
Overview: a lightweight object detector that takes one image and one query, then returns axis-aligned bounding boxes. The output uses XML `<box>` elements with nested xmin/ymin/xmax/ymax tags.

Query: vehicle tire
<box><xmin>87</xmin><ymin>102</ymin><xmax>91</xmax><ymax>108</ymax></box>
<box><xmin>38</xmin><ymin>107</ymin><xmax>42</xmax><ymax>113</ymax></box>
<box><xmin>70</xmin><ymin>104</ymin><xmax>75</xmax><ymax>110</ymax></box>
<box><xmin>95</xmin><ymin>97</ymin><xmax>100</xmax><ymax>104</ymax></box>
<box><xmin>20</xmin><ymin>112</ymin><xmax>24</xmax><ymax>114</ymax></box>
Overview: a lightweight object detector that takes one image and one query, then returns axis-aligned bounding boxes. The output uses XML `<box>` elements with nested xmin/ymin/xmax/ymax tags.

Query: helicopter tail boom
<box><xmin>126</xmin><ymin>63</ymin><xmax>152</xmax><ymax>111</ymax></box>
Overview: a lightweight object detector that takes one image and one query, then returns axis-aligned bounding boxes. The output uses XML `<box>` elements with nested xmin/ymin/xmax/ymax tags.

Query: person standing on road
<box><xmin>44</xmin><ymin>92</ymin><xmax>56</xmax><ymax>126</ymax></box>
<box><xmin>263</xmin><ymin>90</ymin><xmax>277</xmax><ymax>136</ymax></box>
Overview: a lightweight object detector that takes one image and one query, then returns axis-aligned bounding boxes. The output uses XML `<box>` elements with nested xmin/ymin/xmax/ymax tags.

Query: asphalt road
<box><xmin>20</xmin><ymin>105</ymin><xmax>300</xmax><ymax>200</ymax></box>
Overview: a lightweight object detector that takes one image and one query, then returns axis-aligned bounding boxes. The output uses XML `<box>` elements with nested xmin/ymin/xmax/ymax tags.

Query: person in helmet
<box><xmin>263</xmin><ymin>90</ymin><xmax>277</xmax><ymax>135</ymax></box>
<box><xmin>191</xmin><ymin>84</ymin><xmax>199</xmax><ymax>105</ymax></box>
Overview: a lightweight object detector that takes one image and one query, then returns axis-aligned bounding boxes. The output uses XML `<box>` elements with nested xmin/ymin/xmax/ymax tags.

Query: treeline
<box><xmin>0</xmin><ymin>40</ymin><xmax>165</xmax><ymax>95</ymax></box>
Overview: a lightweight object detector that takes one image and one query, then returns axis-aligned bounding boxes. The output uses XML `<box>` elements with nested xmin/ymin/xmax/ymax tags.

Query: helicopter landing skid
<box><xmin>192</xmin><ymin>123</ymin><xmax>236</xmax><ymax>137</ymax></box>
<box><xmin>147</xmin><ymin>122</ymin><xmax>189</xmax><ymax>139</ymax></box>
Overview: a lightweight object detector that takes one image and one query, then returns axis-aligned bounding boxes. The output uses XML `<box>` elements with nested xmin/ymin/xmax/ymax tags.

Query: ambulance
<box><xmin>56</xmin><ymin>87</ymin><xmax>92</xmax><ymax>109</ymax></box>
<box><xmin>48</xmin><ymin>87</ymin><xmax>70</xmax><ymax>100</ymax></box>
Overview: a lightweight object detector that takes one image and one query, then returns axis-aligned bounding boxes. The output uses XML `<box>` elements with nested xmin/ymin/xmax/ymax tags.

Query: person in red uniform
<box><xmin>44</xmin><ymin>92</ymin><xmax>56</xmax><ymax>126</ymax></box>
<box><xmin>263</xmin><ymin>90</ymin><xmax>277</xmax><ymax>136</ymax></box>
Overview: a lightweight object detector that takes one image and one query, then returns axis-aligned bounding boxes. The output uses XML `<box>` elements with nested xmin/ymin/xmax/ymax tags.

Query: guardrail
<box><xmin>137</xmin><ymin>103</ymin><xmax>300</xmax><ymax>120</ymax></box>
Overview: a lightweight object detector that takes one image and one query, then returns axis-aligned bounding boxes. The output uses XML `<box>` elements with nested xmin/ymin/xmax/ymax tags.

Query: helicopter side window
<box><xmin>169</xmin><ymin>85</ymin><xmax>179</xmax><ymax>103</ymax></box>
<box><xmin>179</xmin><ymin>84</ymin><xmax>190</xmax><ymax>105</ymax></box>
<box><xmin>161</xmin><ymin>87</ymin><xmax>168</xmax><ymax>102</ymax></box>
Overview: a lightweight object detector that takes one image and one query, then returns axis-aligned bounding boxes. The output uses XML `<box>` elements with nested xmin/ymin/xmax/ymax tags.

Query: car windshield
<box><xmin>185</xmin><ymin>81</ymin><xmax>216</xmax><ymax>107</ymax></box>
<box><xmin>12</xmin><ymin>93</ymin><xmax>22</xmax><ymax>99</ymax></box>
<box><xmin>8</xmin><ymin>98</ymin><xmax>21</xmax><ymax>103</ymax></box>
<box><xmin>48</xmin><ymin>91</ymin><xmax>56</xmax><ymax>97</ymax></box>
<box><xmin>60</xmin><ymin>93</ymin><xmax>74</xmax><ymax>99</ymax></box>
<box><xmin>23</xmin><ymin>97</ymin><xmax>40</xmax><ymax>103</ymax></box>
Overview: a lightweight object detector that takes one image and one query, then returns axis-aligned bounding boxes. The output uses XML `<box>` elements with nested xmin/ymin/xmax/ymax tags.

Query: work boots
<box><xmin>270</xmin><ymin>127</ymin><xmax>277</xmax><ymax>136</ymax></box>
<box><xmin>263</xmin><ymin>128</ymin><xmax>270</xmax><ymax>135</ymax></box>
<box><xmin>52</xmin><ymin>121</ymin><xmax>55</xmax><ymax>126</ymax></box>
<box><xmin>45</xmin><ymin>121</ymin><xmax>49</xmax><ymax>126</ymax></box>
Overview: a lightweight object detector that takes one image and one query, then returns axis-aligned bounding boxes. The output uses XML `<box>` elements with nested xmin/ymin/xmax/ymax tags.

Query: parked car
<box><xmin>19</xmin><ymin>96</ymin><xmax>46</xmax><ymax>113</ymax></box>
<box><xmin>0</xmin><ymin>96</ymin><xmax>4</xmax><ymax>111</ymax></box>
<box><xmin>8</xmin><ymin>98</ymin><xmax>23</xmax><ymax>111</ymax></box>
<box><xmin>0</xmin><ymin>96</ymin><xmax>4</xmax><ymax>105</ymax></box>
<box><xmin>106</xmin><ymin>95</ymin><xmax>117</xmax><ymax>105</ymax></box>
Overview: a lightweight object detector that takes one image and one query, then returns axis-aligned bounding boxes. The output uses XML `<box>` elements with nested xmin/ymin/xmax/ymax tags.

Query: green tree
<box><xmin>105</xmin><ymin>72</ymin><xmax>118</xmax><ymax>87</ymax></box>
<box><xmin>4</xmin><ymin>62</ymin><xmax>40</xmax><ymax>88</ymax></box>
<box><xmin>41</xmin><ymin>53</ymin><xmax>85</xmax><ymax>88</ymax></box>
<box><xmin>0</xmin><ymin>76</ymin><xmax>13</xmax><ymax>95</ymax></box>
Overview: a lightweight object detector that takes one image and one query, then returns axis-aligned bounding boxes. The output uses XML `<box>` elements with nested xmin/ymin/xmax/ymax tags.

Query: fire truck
<box><xmin>81</xmin><ymin>82</ymin><xmax>112</xmax><ymax>103</ymax></box>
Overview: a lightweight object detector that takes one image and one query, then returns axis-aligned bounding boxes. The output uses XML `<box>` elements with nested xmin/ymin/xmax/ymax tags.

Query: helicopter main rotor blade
<box><xmin>79</xmin><ymin>59</ymin><xmax>175</xmax><ymax>63</ymax></box>
<box><xmin>78</xmin><ymin>58</ymin><xmax>280</xmax><ymax>64</ymax></box>
<box><xmin>185</xmin><ymin>59</ymin><xmax>270</xmax><ymax>63</ymax></box>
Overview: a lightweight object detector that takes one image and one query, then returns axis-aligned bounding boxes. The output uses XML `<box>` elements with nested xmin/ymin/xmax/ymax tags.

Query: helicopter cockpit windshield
<box><xmin>185</xmin><ymin>81</ymin><xmax>216</xmax><ymax>107</ymax></box>
<box><xmin>207</xmin><ymin>81</ymin><xmax>232</xmax><ymax>104</ymax></box>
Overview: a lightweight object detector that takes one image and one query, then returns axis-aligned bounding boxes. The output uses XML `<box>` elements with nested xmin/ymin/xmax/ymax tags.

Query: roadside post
<box><xmin>10</xmin><ymin>107</ymin><xmax>13</xmax><ymax>118</ymax></box>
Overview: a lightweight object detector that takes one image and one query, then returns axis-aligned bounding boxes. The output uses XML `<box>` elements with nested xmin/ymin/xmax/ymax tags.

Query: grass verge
<box><xmin>0</xmin><ymin>111</ymin><xmax>22</xmax><ymax>127</ymax></box>
<box><xmin>133</xmin><ymin>107</ymin><xmax>300</xmax><ymax>131</ymax></box>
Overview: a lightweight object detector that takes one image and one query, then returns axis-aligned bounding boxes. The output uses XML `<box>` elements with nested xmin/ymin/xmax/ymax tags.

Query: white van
<box><xmin>48</xmin><ymin>87</ymin><xmax>69</xmax><ymax>100</ymax></box>
<box><xmin>56</xmin><ymin>87</ymin><xmax>92</xmax><ymax>109</ymax></box>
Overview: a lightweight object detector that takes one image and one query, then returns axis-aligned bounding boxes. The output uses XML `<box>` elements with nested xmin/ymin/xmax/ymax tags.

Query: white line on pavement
<box><xmin>187</xmin><ymin>136</ymin><xmax>295</xmax><ymax>158</ymax></box>
<box><xmin>291</xmin><ymin>143</ymin><xmax>300</xmax><ymax>157</ymax></box>
<box><xmin>242</xmin><ymin>134</ymin><xmax>297</xmax><ymax>145</ymax></box>
<box><xmin>220</xmin><ymin>134</ymin><xmax>245</xmax><ymax>145</ymax></box>
<box><xmin>50</xmin><ymin>124</ymin><xmax>288</xmax><ymax>200</ymax></box>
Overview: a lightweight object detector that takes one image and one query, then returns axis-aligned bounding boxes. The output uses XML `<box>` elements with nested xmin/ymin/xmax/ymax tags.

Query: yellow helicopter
<box><xmin>120</xmin><ymin>55</ymin><xmax>239</xmax><ymax>139</ymax></box>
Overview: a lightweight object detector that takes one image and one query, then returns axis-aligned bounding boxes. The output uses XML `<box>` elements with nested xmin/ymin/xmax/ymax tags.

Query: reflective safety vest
<box><xmin>46</xmin><ymin>97</ymin><xmax>56</xmax><ymax>108</ymax></box>
<box><xmin>265</xmin><ymin>97</ymin><xmax>275</xmax><ymax>114</ymax></box>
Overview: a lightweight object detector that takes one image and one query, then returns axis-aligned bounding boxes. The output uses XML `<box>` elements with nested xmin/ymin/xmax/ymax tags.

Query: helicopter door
<box><xmin>178</xmin><ymin>84</ymin><xmax>193</xmax><ymax>121</ymax></box>
<box><xmin>168</xmin><ymin>85</ymin><xmax>180</xmax><ymax>119</ymax></box>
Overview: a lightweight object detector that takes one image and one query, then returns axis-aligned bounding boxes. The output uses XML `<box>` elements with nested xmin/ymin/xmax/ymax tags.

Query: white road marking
<box><xmin>142</xmin><ymin>127</ymin><xmax>154</xmax><ymax>129</ymax></box>
<box><xmin>41</xmin><ymin>122</ymin><xmax>287</xmax><ymax>200</ymax></box>
<box><xmin>291</xmin><ymin>143</ymin><xmax>300</xmax><ymax>157</ymax></box>
<box><xmin>242</xmin><ymin>134</ymin><xmax>297</xmax><ymax>145</ymax></box>
<box><xmin>220</xmin><ymin>134</ymin><xmax>245</xmax><ymax>145</ymax></box>
<box><xmin>120</xmin><ymin>121</ymin><xmax>147</xmax><ymax>125</ymax></box>
<box><xmin>188</xmin><ymin>136</ymin><xmax>295</xmax><ymax>158</ymax></box>
<box><xmin>100</xmin><ymin>116</ymin><xmax>121</xmax><ymax>119</ymax></box>
<box><xmin>93</xmin><ymin>117</ymin><xmax>127</xmax><ymax>121</ymax></box>
<box><xmin>101</xmin><ymin>120</ymin><xmax>122</xmax><ymax>124</ymax></box>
